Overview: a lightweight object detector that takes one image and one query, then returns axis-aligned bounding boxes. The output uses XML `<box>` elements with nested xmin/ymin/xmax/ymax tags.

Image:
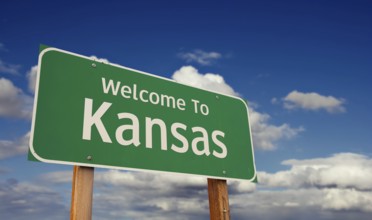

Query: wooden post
<box><xmin>208</xmin><ymin>178</ymin><xmax>230</xmax><ymax>220</ymax></box>
<box><xmin>70</xmin><ymin>166</ymin><xmax>94</xmax><ymax>220</ymax></box>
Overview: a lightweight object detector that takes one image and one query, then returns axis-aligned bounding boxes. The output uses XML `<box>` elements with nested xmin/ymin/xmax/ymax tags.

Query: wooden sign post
<box><xmin>70</xmin><ymin>166</ymin><xmax>94</xmax><ymax>220</ymax></box>
<box><xmin>208</xmin><ymin>178</ymin><xmax>230</xmax><ymax>220</ymax></box>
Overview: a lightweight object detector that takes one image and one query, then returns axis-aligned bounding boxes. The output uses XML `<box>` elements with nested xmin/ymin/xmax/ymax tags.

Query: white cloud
<box><xmin>39</xmin><ymin>171</ymin><xmax>72</xmax><ymax>183</ymax></box>
<box><xmin>26</xmin><ymin>65</ymin><xmax>38</xmax><ymax>93</ymax></box>
<box><xmin>230</xmin><ymin>153</ymin><xmax>372</xmax><ymax>217</ymax></box>
<box><xmin>96</xmin><ymin>170</ymin><xmax>206</xmax><ymax>189</ymax></box>
<box><xmin>42</xmin><ymin>169</ymin><xmax>206</xmax><ymax>189</ymax></box>
<box><xmin>35</xmin><ymin>152</ymin><xmax>372</xmax><ymax>219</ymax></box>
<box><xmin>172</xmin><ymin>66</ymin><xmax>303</xmax><ymax>150</ymax></box>
<box><xmin>178</xmin><ymin>49</ymin><xmax>222</xmax><ymax>65</ymax></box>
<box><xmin>0</xmin><ymin>132</ymin><xmax>30</xmax><ymax>160</ymax></box>
<box><xmin>93</xmin><ymin>182</ymin><xmax>209</xmax><ymax>220</ymax></box>
<box><xmin>249</xmin><ymin>107</ymin><xmax>304</xmax><ymax>150</ymax></box>
<box><xmin>0</xmin><ymin>179</ymin><xmax>68</xmax><ymax>220</ymax></box>
<box><xmin>259</xmin><ymin>153</ymin><xmax>372</xmax><ymax>190</ymax></box>
<box><xmin>40</xmin><ymin>169</ymin><xmax>255</xmax><ymax>219</ymax></box>
<box><xmin>40</xmin><ymin>169</ymin><xmax>254</xmax><ymax>217</ymax></box>
<box><xmin>41</xmin><ymin>169</ymin><xmax>210</xmax><ymax>219</ymax></box>
<box><xmin>36</xmin><ymin>153</ymin><xmax>372</xmax><ymax>220</ymax></box>
<box><xmin>282</xmin><ymin>90</ymin><xmax>346</xmax><ymax>113</ymax></box>
<box><xmin>230</xmin><ymin>187</ymin><xmax>372</xmax><ymax>219</ymax></box>
<box><xmin>322</xmin><ymin>188</ymin><xmax>372</xmax><ymax>212</ymax></box>
<box><xmin>229</xmin><ymin>180</ymin><xmax>256</xmax><ymax>193</ymax></box>
<box><xmin>172</xmin><ymin>65</ymin><xmax>238</xmax><ymax>96</ymax></box>
<box><xmin>231</xmin><ymin>188</ymin><xmax>323</xmax><ymax>216</ymax></box>
<box><xmin>0</xmin><ymin>59</ymin><xmax>21</xmax><ymax>75</ymax></box>
<box><xmin>0</xmin><ymin>78</ymin><xmax>33</xmax><ymax>119</ymax></box>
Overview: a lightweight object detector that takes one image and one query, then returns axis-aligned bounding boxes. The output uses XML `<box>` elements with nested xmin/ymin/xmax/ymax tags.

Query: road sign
<box><xmin>29</xmin><ymin>46</ymin><xmax>257</xmax><ymax>181</ymax></box>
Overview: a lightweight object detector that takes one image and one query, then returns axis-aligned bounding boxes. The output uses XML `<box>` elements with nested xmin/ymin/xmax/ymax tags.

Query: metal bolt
<box><xmin>92</xmin><ymin>63</ymin><xmax>96</xmax><ymax>68</ymax></box>
<box><xmin>222</xmin><ymin>170</ymin><xmax>226</xmax><ymax>174</ymax></box>
<box><xmin>87</xmin><ymin>155</ymin><xmax>92</xmax><ymax>160</ymax></box>
<box><xmin>216</xmin><ymin>95</ymin><xmax>219</xmax><ymax>99</ymax></box>
<box><xmin>223</xmin><ymin>209</ymin><xmax>227</xmax><ymax>213</ymax></box>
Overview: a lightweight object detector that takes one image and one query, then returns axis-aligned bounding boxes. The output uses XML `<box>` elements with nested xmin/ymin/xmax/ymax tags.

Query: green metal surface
<box><xmin>29</xmin><ymin>47</ymin><xmax>256</xmax><ymax>181</ymax></box>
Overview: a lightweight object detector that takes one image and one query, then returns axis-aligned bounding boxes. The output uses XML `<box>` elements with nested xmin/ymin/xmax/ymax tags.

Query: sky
<box><xmin>1</xmin><ymin>0</ymin><xmax>372</xmax><ymax>219</ymax></box>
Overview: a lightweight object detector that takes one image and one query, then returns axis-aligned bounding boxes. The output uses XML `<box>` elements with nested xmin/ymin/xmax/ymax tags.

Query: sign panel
<box><xmin>29</xmin><ymin>47</ymin><xmax>257</xmax><ymax>181</ymax></box>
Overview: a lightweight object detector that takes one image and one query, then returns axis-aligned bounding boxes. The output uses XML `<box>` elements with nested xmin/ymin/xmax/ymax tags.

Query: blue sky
<box><xmin>1</xmin><ymin>0</ymin><xmax>372</xmax><ymax>219</ymax></box>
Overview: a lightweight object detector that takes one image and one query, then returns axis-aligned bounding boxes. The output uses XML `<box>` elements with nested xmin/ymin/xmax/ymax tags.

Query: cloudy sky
<box><xmin>1</xmin><ymin>0</ymin><xmax>372</xmax><ymax>219</ymax></box>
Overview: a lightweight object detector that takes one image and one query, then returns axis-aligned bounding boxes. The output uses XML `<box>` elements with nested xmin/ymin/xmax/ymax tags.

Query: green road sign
<box><xmin>29</xmin><ymin>46</ymin><xmax>257</xmax><ymax>181</ymax></box>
